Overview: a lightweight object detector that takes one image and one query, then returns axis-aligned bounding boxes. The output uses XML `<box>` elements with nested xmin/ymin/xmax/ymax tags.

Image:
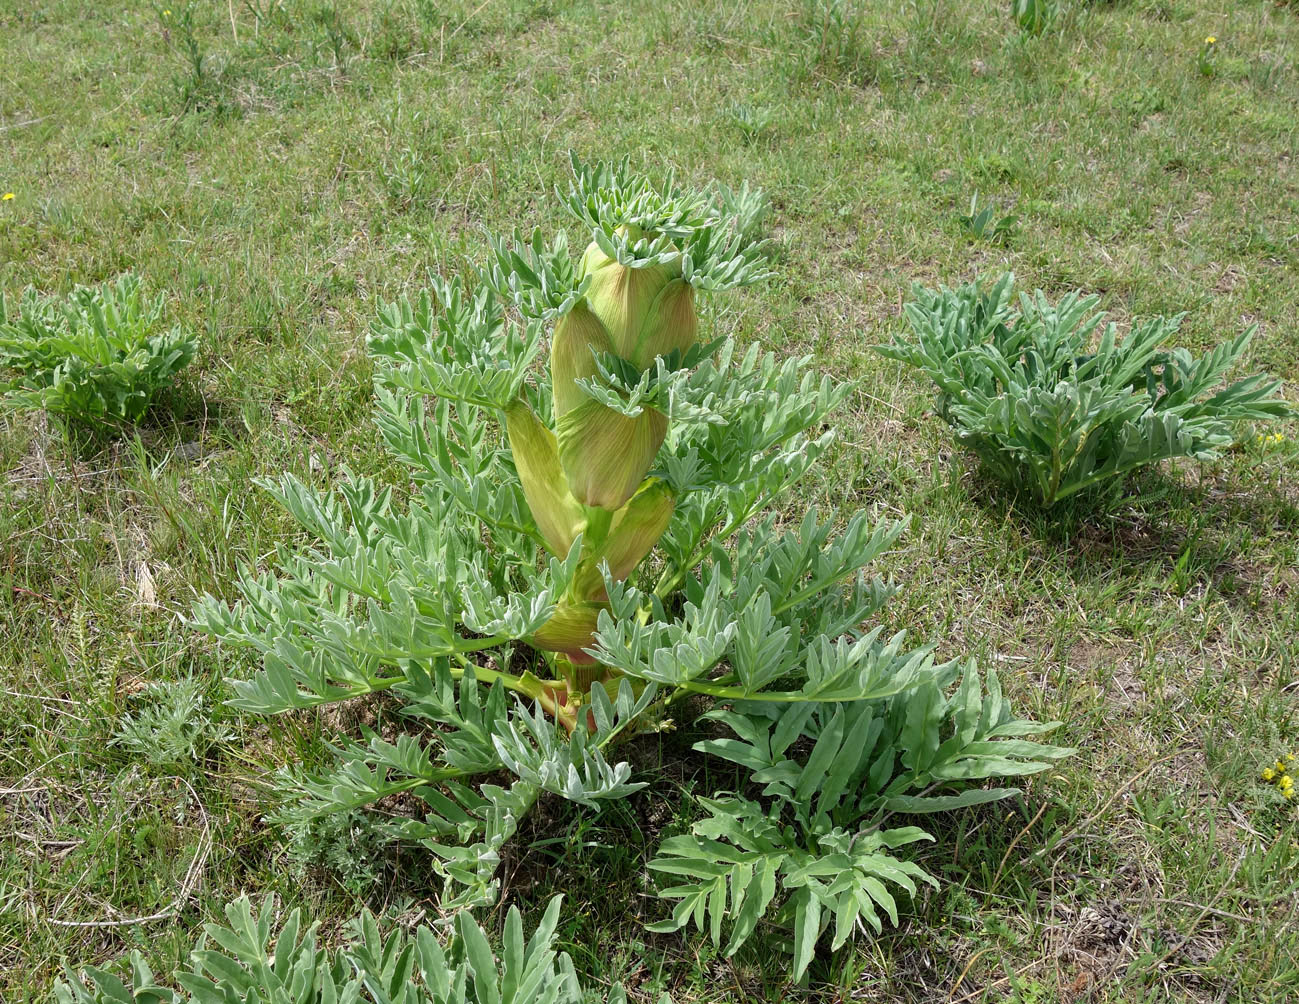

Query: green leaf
<box><xmin>725</xmin><ymin>853</ymin><xmax>780</xmax><ymax>955</ymax></box>
<box><xmin>459</xmin><ymin>908</ymin><xmax>503</xmax><ymax>1004</ymax></box>
<box><xmin>790</xmin><ymin>887</ymin><xmax>821</xmax><ymax>979</ymax></box>
<box><xmin>882</xmin><ymin>787</ymin><xmax>1022</xmax><ymax>813</ymax></box>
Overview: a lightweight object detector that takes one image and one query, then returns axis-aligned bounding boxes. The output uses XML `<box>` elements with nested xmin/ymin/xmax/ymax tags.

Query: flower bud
<box><xmin>582</xmin><ymin>246</ymin><xmax>675</xmax><ymax>361</ymax></box>
<box><xmin>505</xmin><ymin>400</ymin><xmax>584</xmax><ymax>557</ymax></box>
<box><xmin>550</xmin><ymin>301</ymin><xmax>615</xmax><ymax>418</ymax></box>
<box><xmin>575</xmin><ymin>478</ymin><xmax>675</xmax><ymax>598</ymax></box>
<box><xmin>630</xmin><ymin>278</ymin><xmax>696</xmax><ymax>369</ymax></box>
<box><xmin>556</xmin><ymin>398</ymin><xmax>667</xmax><ymax>511</ymax></box>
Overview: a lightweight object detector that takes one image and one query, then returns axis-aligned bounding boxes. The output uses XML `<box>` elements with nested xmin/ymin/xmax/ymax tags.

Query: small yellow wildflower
<box><xmin>1</xmin><ymin>193</ymin><xmax>13</xmax><ymax>201</ymax></box>
<box><xmin>1287</xmin><ymin>754</ymin><xmax>1296</xmax><ymax>763</ymax></box>
<box><xmin>1278</xmin><ymin>760</ymin><xmax>1289</xmax><ymax>774</ymax></box>
<box><xmin>1263</xmin><ymin>768</ymin><xmax>1276</xmax><ymax>781</ymax></box>
<box><xmin>1287</xmin><ymin>789</ymin><xmax>1295</xmax><ymax>800</ymax></box>
<box><xmin>1205</xmin><ymin>36</ymin><xmax>1216</xmax><ymax>45</ymax></box>
<box><xmin>1282</xmin><ymin>776</ymin><xmax>1295</xmax><ymax>790</ymax></box>
<box><xmin>163</xmin><ymin>8</ymin><xmax>172</xmax><ymax>15</ymax></box>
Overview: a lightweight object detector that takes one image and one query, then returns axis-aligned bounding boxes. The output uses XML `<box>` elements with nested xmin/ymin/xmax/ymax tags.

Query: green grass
<box><xmin>3</xmin><ymin>0</ymin><xmax>1299</xmax><ymax>1000</ymax></box>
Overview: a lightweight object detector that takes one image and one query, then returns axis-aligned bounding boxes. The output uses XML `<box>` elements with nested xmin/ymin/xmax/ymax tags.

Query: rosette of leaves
<box><xmin>876</xmin><ymin>273</ymin><xmax>1296</xmax><ymax>507</ymax></box>
<box><xmin>54</xmin><ymin>894</ymin><xmax>639</xmax><ymax>1004</ymax></box>
<box><xmin>192</xmin><ymin>158</ymin><xmax>1070</xmax><ymax>977</ymax></box>
<box><xmin>0</xmin><ymin>274</ymin><xmax>196</xmax><ymax>427</ymax></box>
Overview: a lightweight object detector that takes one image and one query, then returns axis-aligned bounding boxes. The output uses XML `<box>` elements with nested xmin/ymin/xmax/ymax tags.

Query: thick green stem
<box><xmin>582</xmin><ymin>504</ymin><xmax>614</xmax><ymax>551</ymax></box>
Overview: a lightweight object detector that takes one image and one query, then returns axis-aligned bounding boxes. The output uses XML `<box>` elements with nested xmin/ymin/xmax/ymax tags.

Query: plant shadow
<box><xmin>31</xmin><ymin>380</ymin><xmax>240</xmax><ymax>465</ymax></box>
<box><xmin>958</xmin><ymin>457</ymin><xmax>1299</xmax><ymax>604</ymax></box>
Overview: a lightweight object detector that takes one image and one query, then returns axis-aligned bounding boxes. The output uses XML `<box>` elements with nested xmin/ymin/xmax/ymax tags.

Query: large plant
<box><xmin>0</xmin><ymin>274</ymin><xmax>197</xmax><ymax>426</ymax></box>
<box><xmin>55</xmin><ymin>894</ymin><xmax>633</xmax><ymax>1004</ymax></box>
<box><xmin>192</xmin><ymin>158</ymin><xmax>1070</xmax><ymax>977</ymax></box>
<box><xmin>877</xmin><ymin>273</ymin><xmax>1295</xmax><ymax>507</ymax></box>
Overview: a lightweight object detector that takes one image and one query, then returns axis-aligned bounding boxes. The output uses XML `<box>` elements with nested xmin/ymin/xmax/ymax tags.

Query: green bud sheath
<box><xmin>551</xmin><ymin>289</ymin><xmax>666</xmax><ymax>510</ymax></box>
<box><xmin>528</xmin><ymin>600</ymin><xmax>605</xmax><ymax>665</ymax></box>
<box><xmin>578</xmin><ymin>239</ymin><xmax>613</xmax><ymax>283</ymax></box>
<box><xmin>505</xmin><ymin>400</ymin><xmax>584</xmax><ymax>557</ymax></box>
<box><xmin>630</xmin><ymin>278</ymin><xmax>697</xmax><ymax>369</ymax></box>
<box><xmin>575</xmin><ymin>477</ymin><xmax>675</xmax><ymax>599</ymax></box>
<box><xmin>556</xmin><ymin>398</ymin><xmax>667</xmax><ymax>511</ymax></box>
<box><xmin>583</xmin><ymin>251</ymin><xmax>676</xmax><ymax>360</ymax></box>
<box><xmin>545</xmin><ymin>241</ymin><xmax>697</xmax><ymax>513</ymax></box>
<box><xmin>550</xmin><ymin>301</ymin><xmax>615</xmax><ymax>417</ymax></box>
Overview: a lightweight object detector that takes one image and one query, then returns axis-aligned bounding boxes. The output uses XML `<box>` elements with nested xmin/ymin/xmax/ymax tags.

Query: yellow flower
<box><xmin>1263</xmin><ymin>768</ymin><xmax>1276</xmax><ymax>781</ymax></box>
<box><xmin>1205</xmin><ymin>36</ymin><xmax>1216</xmax><ymax>45</ymax></box>
<box><xmin>1287</xmin><ymin>754</ymin><xmax>1296</xmax><ymax>762</ymax></box>
<box><xmin>1286</xmin><ymin>789</ymin><xmax>1295</xmax><ymax>800</ymax></box>
<box><xmin>1</xmin><ymin>193</ymin><xmax>13</xmax><ymax>201</ymax></box>
<box><xmin>1282</xmin><ymin>776</ymin><xmax>1295</xmax><ymax>790</ymax></box>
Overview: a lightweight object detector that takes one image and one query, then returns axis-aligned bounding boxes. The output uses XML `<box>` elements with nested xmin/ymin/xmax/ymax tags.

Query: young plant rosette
<box><xmin>193</xmin><ymin>157</ymin><xmax>1071</xmax><ymax>978</ymax></box>
<box><xmin>878</xmin><ymin>273</ymin><xmax>1296</xmax><ymax>507</ymax></box>
<box><xmin>0</xmin><ymin>273</ymin><xmax>196</xmax><ymax>428</ymax></box>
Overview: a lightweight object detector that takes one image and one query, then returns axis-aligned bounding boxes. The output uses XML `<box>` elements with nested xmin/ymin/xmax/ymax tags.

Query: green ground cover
<box><xmin>2</xmin><ymin>1</ymin><xmax>1298</xmax><ymax>1000</ymax></box>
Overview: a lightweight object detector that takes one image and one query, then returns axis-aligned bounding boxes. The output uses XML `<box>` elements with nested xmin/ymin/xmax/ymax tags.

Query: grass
<box><xmin>3</xmin><ymin>0</ymin><xmax>1299</xmax><ymax>999</ymax></box>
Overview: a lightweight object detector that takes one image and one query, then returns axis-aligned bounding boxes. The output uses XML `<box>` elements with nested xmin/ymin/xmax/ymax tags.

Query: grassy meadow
<box><xmin>3</xmin><ymin>0</ymin><xmax>1299</xmax><ymax>1000</ymax></box>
